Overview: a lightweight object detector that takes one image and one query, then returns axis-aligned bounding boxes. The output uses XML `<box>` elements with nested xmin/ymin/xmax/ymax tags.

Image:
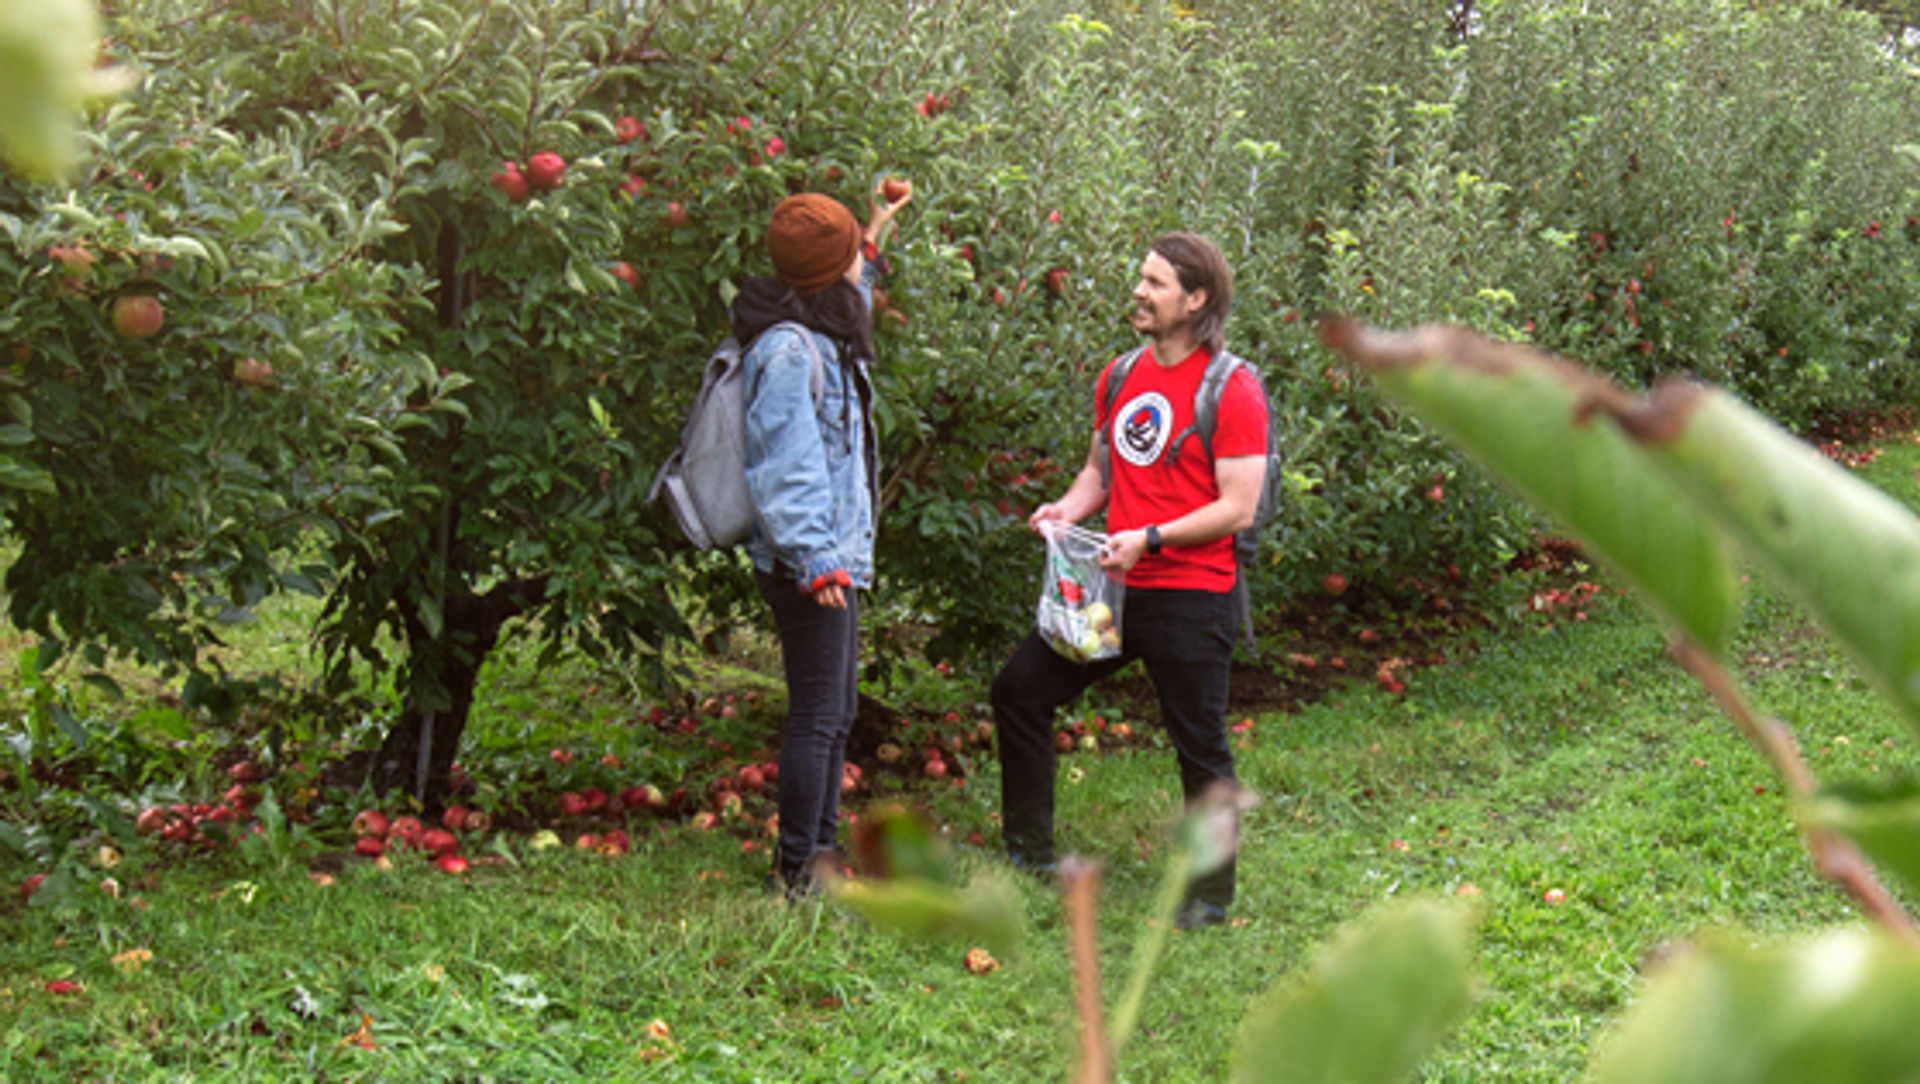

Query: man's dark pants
<box><xmin>990</xmin><ymin>585</ymin><xmax>1239</xmax><ymax>906</ymax></box>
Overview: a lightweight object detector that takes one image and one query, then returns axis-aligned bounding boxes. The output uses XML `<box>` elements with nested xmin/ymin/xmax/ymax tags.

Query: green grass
<box><xmin>6</xmin><ymin>439</ymin><xmax>1920</xmax><ymax>1081</ymax></box>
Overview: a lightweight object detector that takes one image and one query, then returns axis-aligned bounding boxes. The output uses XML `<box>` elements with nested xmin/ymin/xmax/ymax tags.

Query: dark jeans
<box><xmin>991</xmin><ymin>586</ymin><xmax>1239</xmax><ymax>906</ymax></box>
<box><xmin>755</xmin><ymin>570</ymin><xmax>859</xmax><ymax>887</ymax></box>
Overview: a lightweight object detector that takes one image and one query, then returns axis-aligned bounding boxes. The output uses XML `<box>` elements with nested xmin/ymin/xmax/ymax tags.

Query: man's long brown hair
<box><xmin>1150</xmin><ymin>232</ymin><xmax>1233</xmax><ymax>353</ymax></box>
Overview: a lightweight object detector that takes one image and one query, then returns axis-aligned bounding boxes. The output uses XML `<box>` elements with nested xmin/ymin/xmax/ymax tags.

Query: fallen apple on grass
<box><xmin>135</xmin><ymin>806</ymin><xmax>168</xmax><ymax>835</ymax></box>
<box><xmin>389</xmin><ymin>816</ymin><xmax>424</xmax><ymax>847</ymax></box>
<box><xmin>418</xmin><ymin>828</ymin><xmax>459</xmax><ymax>857</ymax></box>
<box><xmin>351</xmin><ymin>809</ymin><xmax>390</xmax><ymax>839</ymax></box>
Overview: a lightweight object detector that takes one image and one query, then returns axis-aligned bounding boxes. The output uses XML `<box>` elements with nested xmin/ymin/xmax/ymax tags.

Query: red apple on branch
<box><xmin>490</xmin><ymin>161</ymin><xmax>529</xmax><ymax>202</ymax></box>
<box><xmin>110</xmin><ymin>295</ymin><xmax>163</xmax><ymax>338</ymax></box>
<box><xmin>526</xmin><ymin>151</ymin><xmax>567</xmax><ymax>191</ymax></box>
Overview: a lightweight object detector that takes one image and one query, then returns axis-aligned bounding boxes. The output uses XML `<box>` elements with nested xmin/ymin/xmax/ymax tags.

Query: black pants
<box><xmin>755</xmin><ymin>570</ymin><xmax>859</xmax><ymax>886</ymax></box>
<box><xmin>990</xmin><ymin>586</ymin><xmax>1239</xmax><ymax>906</ymax></box>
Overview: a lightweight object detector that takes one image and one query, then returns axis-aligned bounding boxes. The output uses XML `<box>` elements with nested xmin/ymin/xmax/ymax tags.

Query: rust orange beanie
<box><xmin>768</xmin><ymin>194</ymin><xmax>861</xmax><ymax>295</ymax></box>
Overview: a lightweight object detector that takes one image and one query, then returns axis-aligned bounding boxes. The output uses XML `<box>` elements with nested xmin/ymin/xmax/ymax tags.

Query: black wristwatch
<box><xmin>1144</xmin><ymin>524</ymin><xmax>1163</xmax><ymax>556</ymax></box>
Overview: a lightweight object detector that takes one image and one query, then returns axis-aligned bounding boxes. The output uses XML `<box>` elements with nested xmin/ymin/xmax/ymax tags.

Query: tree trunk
<box><xmin>366</xmin><ymin>575</ymin><xmax>548</xmax><ymax>807</ymax></box>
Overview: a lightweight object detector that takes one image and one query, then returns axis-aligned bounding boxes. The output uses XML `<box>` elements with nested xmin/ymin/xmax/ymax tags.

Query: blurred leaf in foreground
<box><xmin>0</xmin><ymin>0</ymin><xmax>136</xmax><ymax>181</ymax></box>
<box><xmin>1230</xmin><ymin>898</ymin><xmax>1478</xmax><ymax>1084</ymax></box>
<box><xmin>1589</xmin><ymin>928</ymin><xmax>1920</xmax><ymax>1084</ymax></box>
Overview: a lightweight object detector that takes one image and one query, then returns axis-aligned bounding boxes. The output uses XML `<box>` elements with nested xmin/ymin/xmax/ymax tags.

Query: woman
<box><xmin>736</xmin><ymin>180</ymin><xmax>911</xmax><ymax>896</ymax></box>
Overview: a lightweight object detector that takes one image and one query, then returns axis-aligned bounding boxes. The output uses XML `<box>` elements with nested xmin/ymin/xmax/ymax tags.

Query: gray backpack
<box><xmin>1095</xmin><ymin>345</ymin><xmax>1283</xmax><ymax>649</ymax></box>
<box><xmin>650</xmin><ymin>322</ymin><xmax>825</xmax><ymax>550</ymax></box>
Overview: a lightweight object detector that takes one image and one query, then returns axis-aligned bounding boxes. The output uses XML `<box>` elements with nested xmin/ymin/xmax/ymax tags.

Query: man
<box><xmin>991</xmin><ymin>231</ymin><xmax>1267</xmax><ymax>930</ymax></box>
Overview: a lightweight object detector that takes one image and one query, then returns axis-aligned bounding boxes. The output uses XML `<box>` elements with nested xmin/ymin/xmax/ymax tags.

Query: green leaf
<box><xmin>1804</xmin><ymin>778</ymin><xmax>1920</xmax><ymax>900</ymax></box>
<box><xmin>416</xmin><ymin>595</ymin><xmax>443</xmax><ymax>639</ymax></box>
<box><xmin>0</xmin><ymin>455</ymin><xmax>56</xmax><ymax>494</ymax></box>
<box><xmin>130</xmin><ymin>706</ymin><xmax>190</xmax><ymax>740</ymax></box>
<box><xmin>1590</xmin><ymin>929</ymin><xmax>1920</xmax><ymax>1084</ymax></box>
<box><xmin>79</xmin><ymin>672</ymin><xmax>122</xmax><ymax>701</ymax></box>
<box><xmin>0</xmin><ymin>0</ymin><xmax>135</xmax><ymax>181</ymax></box>
<box><xmin>1230</xmin><ymin>898</ymin><xmax>1477</xmax><ymax>1084</ymax></box>
<box><xmin>1322</xmin><ymin>320</ymin><xmax>1741</xmax><ymax>655</ymax></box>
<box><xmin>1596</xmin><ymin>382</ymin><xmax>1920</xmax><ymax>741</ymax></box>
<box><xmin>825</xmin><ymin>871</ymin><xmax>1023</xmax><ymax>958</ymax></box>
<box><xmin>48</xmin><ymin>704</ymin><xmax>88</xmax><ymax>749</ymax></box>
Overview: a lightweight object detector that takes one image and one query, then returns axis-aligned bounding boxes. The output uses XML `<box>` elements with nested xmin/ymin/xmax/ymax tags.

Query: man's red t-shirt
<box><xmin>1094</xmin><ymin>345</ymin><xmax>1267</xmax><ymax>592</ymax></box>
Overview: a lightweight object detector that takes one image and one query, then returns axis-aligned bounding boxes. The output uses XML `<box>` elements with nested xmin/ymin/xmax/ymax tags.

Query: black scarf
<box><xmin>731</xmin><ymin>275</ymin><xmax>876</xmax><ymax>365</ymax></box>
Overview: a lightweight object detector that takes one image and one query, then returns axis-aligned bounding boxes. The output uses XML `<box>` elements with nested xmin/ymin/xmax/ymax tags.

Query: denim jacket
<box><xmin>742</xmin><ymin>264</ymin><xmax>879</xmax><ymax>590</ymax></box>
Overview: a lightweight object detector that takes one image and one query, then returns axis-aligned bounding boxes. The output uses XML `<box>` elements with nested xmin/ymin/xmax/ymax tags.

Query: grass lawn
<box><xmin>4</xmin><ymin>436</ymin><xmax>1919</xmax><ymax>1081</ymax></box>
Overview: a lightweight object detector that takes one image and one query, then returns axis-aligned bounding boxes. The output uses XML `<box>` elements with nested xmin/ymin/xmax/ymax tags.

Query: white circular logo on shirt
<box><xmin>1113</xmin><ymin>391</ymin><xmax>1172</xmax><ymax>467</ymax></box>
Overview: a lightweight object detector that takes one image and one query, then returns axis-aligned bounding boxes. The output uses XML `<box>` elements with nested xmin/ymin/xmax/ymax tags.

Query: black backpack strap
<box><xmin>1094</xmin><ymin>346</ymin><xmax>1148</xmax><ymax>490</ymax></box>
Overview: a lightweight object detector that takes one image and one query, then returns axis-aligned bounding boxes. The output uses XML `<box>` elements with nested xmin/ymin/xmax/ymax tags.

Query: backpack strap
<box><xmin>746</xmin><ymin>320</ymin><xmax>830</xmax><ymax>407</ymax></box>
<box><xmin>1166</xmin><ymin>348</ymin><xmax>1245</xmax><ymax>466</ymax></box>
<box><xmin>1094</xmin><ymin>346</ymin><xmax>1149</xmax><ymax>491</ymax></box>
<box><xmin>774</xmin><ymin>320</ymin><xmax>829</xmax><ymax>403</ymax></box>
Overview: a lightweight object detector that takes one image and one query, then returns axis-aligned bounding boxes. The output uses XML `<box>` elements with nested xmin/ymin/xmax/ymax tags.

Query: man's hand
<box><xmin>1029</xmin><ymin>501</ymin><xmax>1071</xmax><ymax>534</ymax></box>
<box><xmin>1098</xmin><ymin>528</ymin><xmax>1149</xmax><ymax>574</ymax></box>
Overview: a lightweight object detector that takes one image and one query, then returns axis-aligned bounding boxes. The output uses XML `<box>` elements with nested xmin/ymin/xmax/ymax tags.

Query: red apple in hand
<box><xmin>111</xmin><ymin>295</ymin><xmax>164</xmax><ymax>338</ymax></box>
<box><xmin>880</xmin><ymin>176</ymin><xmax>910</xmax><ymax>203</ymax></box>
